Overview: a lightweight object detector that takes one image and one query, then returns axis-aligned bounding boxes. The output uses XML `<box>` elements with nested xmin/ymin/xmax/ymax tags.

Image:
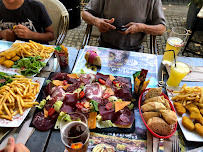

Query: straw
<box><xmin>164</xmin><ymin>50</ymin><xmax>177</xmax><ymax>67</ymax></box>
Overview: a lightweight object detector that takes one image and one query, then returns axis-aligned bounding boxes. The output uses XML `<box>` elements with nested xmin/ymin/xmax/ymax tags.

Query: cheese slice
<box><xmin>115</xmin><ymin>101</ymin><xmax>131</xmax><ymax>112</ymax></box>
<box><xmin>53</xmin><ymin>80</ymin><xmax>64</xmax><ymax>86</ymax></box>
<box><xmin>109</xmin><ymin>74</ymin><xmax>116</xmax><ymax>81</ymax></box>
<box><xmin>67</xmin><ymin>73</ymin><xmax>79</xmax><ymax>79</ymax></box>
<box><xmin>104</xmin><ymin>87</ymin><xmax>114</xmax><ymax>96</ymax></box>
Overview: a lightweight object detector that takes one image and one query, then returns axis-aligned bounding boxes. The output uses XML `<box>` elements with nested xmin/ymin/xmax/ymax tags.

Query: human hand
<box><xmin>0</xmin><ymin>137</ymin><xmax>30</xmax><ymax>152</ymax></box>
<box><xmin>120</xmin><ymin>22</ymin><xmax>146</xmax><ymax>35</ymax></box>
<box><xmin>14</xmin><ymin>24</ymin><xmax>33</xmax><ymax>39</ymax></box>
<box><xmin>1</xmin><ymin>29</ymin><xmax>16</xmax><ymax>41</ymax></box>
<box><xmin>95</xmin><ymin>18</ymin><xmax>116</xmax><ymax>33</ymax></box>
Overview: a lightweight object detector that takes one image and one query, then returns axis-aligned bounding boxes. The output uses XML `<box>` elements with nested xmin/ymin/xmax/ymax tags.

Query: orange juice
<box><xmin>162</xmin><ymin>37</ymin><xmax>183</xmax><ymax>65</ymax></box>
<box><xmin>167</xmin><ymin>61</ymin><xmax>190</xmax><ymax>86</ymax></box>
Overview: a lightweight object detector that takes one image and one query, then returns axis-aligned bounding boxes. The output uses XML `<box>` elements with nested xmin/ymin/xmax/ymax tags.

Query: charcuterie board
<box><xmin>31</xmin><ymin>72</ymin><xmax>135</xmax><ymax>133</ymax></box>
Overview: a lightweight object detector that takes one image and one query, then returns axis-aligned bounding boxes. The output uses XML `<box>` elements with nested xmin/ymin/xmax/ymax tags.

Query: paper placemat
<box><xmin>165</xmin><ymin>64</ymin><xmax>203</xmax><ymax>82</ymax></box>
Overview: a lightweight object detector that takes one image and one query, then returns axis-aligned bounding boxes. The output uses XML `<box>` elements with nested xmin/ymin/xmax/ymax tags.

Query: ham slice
<box><xmin>51</xmin><ymin>86</ymin><xmax>66</xmax><ymax>101</ymax></box>
<box><xmin>79</xmin><ymin>74</ymin><xmax>96</xmax><ymax>84</ymax></box>
<box><xmin>60</xmin><ymin>104</ymin><xmax>74</xmax><ymax>113</ymax></box>
<box><xmin>83</xmin><ymin>82</ymin><xmax>102</xmax><ymax>99</ymax></box>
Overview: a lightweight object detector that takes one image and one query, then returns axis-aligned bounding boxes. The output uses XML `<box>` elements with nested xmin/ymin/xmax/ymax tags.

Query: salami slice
<box><xmin>83</xmin><ymin>82</ymin><xmax>102</xmax><ymax>99</ymax></box>
<box><xmin>32</xmin><ymin>111</ymin><xmax>58</xmax><ymax>131</ymax></box>
<box><xmin>63</xmin><ymin>93</ymin><xmax>78</xmax><ymax>107</ymax></box>
<box><xmin>60</xmin><ymin>104</ymin><xmax>75</xmax><ymax>113</ymax></box>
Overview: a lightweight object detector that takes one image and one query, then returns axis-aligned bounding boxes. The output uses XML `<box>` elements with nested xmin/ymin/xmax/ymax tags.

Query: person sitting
<box><xmin>0</xmin><ymin>137</ymin><xmax>30</xmax><ymax>152</ymax></box>
<box><xmin>0</xmin><ymin>0</ymin><xmax>54</xmax><ymax>43</ymax></box>
<box><xmin>82</xmin><ymin>0</ymin><xmax>166</xmax><ymax>51</ymax></box>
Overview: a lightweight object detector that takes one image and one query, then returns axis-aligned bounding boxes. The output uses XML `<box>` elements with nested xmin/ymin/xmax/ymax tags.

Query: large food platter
<box><xmin>0</xmin><ymin>76</ymin><xmax>45</xmax><ymax>127</ymax></box>
<box><xmin>32</xmin><ymin>72</ymin><xmax>135</xmax><ymax>133</ymax></box>
<box><xmin>166</xmin><ymin>86</ymin><xmax>203</xmax><ymax>142</ymax></box>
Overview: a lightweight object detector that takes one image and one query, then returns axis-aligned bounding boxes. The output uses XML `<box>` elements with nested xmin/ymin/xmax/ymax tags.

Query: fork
<box><xmin>172</xmin><ymin>138</ymin><xmax>180</xmax><ymax>152</ymax></box>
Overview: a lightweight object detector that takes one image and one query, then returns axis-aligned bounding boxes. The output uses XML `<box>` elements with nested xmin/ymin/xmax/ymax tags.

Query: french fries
<box><xmin>0</xmin><ymin>40</ymin><xmax>54</xmax><ymax>63</ymax></box>
<box><xmin>172</xmin><ymin>85</ymin><xmax>203</xmax><ymax>106</ymax></box>
<box><xmin>0</xmin><ymin>77</ymin><xmax>39</xmax><ymax>121</ymax></box>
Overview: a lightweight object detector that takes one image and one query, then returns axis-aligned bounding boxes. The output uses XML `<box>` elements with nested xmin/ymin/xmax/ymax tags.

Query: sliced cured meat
<box><xmin>65</xmin><ymin>81</ymin><xmax>81</xmax><ymax>93</ymax></box>
<box><xmin>83</xmin><ymin>82</ymin><xmax>102</xmax><ymax>99</ymax></box>
<box><xmin>60</xmin><ymin>104</ymin><xmax>74</xmax><ymax>113</ymax></box>
<box><xmin>52</xmin><ymin>73</ymin><xmax>67</xmax><ymax>80</ymax></box>
<box><xmin>116</xmin><ymin>76</ymin><xmax>130</xmax><ymax>84</ymax></box>
<box><xmin>98</xmin><ymin>104</ymin><xmax>114</xmax><ymax>120</ymax></box>
<box><xmin>32</xmin><ymin>111</ymin><xmax>58</xmax><ymax>131</ymax></box>
<box><xmin>51</xmin><ymin>86</ymin><xmax>66</xmax><ymax>101</ymax></box>
<box><xmin>44</xmin><ymin>82</ymin><xmax>52</xmax><ymax>97</ymax></box>
<box><xmin>79</xmin><ymin>74</ymin><xmax>96</xmax><ymax>84</ymax></box>
<box><xmin>96</xmin><ymin>72</ymin><xmax>109</xmax><ymax>81</ymax></box>
<box><xmin>112</xmin><ymin>107</ymin><xmax>134</xmax><ymax>126</ymax></box>
<box><xmin>91</xmin><ymin>97</ymin><xmax>102</xmax><ymax>103</ymax></box>
<box><xmin>105</xmin><ymin>77</ymin><xmax>112</xmax><ymax>87</ymax></box>
<box><xmin>66</xmin><ymin>76</ymin><xmax>79</xmax><ymax>84</ymax></box>
<box><xmin>99</xmin><ymin>98</ymin><xmax>109</xmax><ymax>106</ymax></box>
<box><xmin>115</xmin><ymin>88</ymin><xmax>132</xmax><ymax>101</ymax></box>
<box><xmin>45</xmin><ymin>98</ymin><xmax>56</xmax><ymax>111</ymax></box>
<box><xmin>63</xmin><ymin>93</ymin><xmax>78</xmax><ymax>107</ymax></box>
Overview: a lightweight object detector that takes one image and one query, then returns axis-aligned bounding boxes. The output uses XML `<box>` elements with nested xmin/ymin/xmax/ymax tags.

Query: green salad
<box><xmin>0</xmin><ymin>72</ymin><xmax>14</xmax><ymax>87</ymax></box>
<box><xmin>12</xmin><ymin>55</ymin><xmax>46</xmax><ymax>76</ymax></box>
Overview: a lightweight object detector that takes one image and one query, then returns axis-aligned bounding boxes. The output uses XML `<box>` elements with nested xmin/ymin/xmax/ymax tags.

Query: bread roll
<box><xmin>147</xmin><ymin>117</ymin><xmax>171</xmax><ymax>136</ymax></box>
<box><xmin>143</xmin><ymin>96</ymin><xmax>171</xmax><ymax>110</ymax></box>
<box><xmin>145</xmin><ymin>87</ymin><xmax>162</xmax><ymax>100</ymax></box>
<box><xmin>142</xmin><ymin>112</ymin><xmax>160</xmax><ymax>122</ymax></box>
<box><xmin>160</xmin><ymin>110</ymin><xmax>177</xmax><ymax>125</ymax></box>
<box><xmin>141</xmin><ymin>102</ymin><xmax>166</xmax><ymax>112</ymax></box>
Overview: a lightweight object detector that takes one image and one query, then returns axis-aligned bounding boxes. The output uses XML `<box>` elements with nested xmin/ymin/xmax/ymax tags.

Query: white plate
<box><xmin>0</xmin><ymin>76</ymin><xmax>45</xmax><ymax>127</ymax></box>
<box><xmin>0</xmin><ymin>41</ymin><xmax>54</xmax><ymax>76</ymax></box>
<box><xmin>166</xmin><ymin>86</ymin><xmax>203</xmax><ymax>142</ymax></box>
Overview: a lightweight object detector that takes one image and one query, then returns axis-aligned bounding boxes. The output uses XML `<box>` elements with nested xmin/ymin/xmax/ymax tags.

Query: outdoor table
<box><xmin>1</xmin><ymin>43</ymin><xmax>203</xmax><ymax>151</ymax></box>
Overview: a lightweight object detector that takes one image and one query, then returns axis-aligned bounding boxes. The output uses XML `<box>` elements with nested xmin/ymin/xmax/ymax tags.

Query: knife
<box><xmin>157</xmin><ymin>138</ymin><xmax>164</xmax><ymax>152</ymax></box>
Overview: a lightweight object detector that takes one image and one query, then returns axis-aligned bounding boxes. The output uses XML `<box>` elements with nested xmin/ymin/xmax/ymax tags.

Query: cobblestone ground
<box><xmin>62</xmin><ymin>4</ymin><xmax>203</xmax><ymax>58</ymax></box>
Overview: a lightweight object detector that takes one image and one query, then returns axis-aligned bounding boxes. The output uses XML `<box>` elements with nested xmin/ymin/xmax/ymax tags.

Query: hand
<box><xmin>1</xmin><ymin>29</ymin><xmax>16</xmax><ymax>41</ymax></box>
<box><xmin>120</xmin><ymin>22</ymin><xmax>146</xmax><ymax>35</ymax></box>
<box><xmin>0</xmin><ymin>137</ymin><xmax>30</xmax><ymax>152</ymax></box>
<box><xmin>95</xmin><ymin>18</ymin><xmax>116</xmax><ymax>33</ymax></box>
<box><xmin>14</xmin><ymin>24</ymin><xmax>33</xmax><ymax>39</ymax></box>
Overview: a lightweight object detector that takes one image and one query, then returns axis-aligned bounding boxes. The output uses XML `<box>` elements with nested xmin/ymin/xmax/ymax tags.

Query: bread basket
<box><xmin>138</xmin><ymin>88</ymin><xmax>177</xmax><ymax>139</ymax></box>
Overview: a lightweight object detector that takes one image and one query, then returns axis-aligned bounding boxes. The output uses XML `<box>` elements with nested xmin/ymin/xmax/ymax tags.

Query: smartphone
<box><xmin>115</xmin><ymin>26</ymin><xmax>127</xmax><ymax>32</ymax></box>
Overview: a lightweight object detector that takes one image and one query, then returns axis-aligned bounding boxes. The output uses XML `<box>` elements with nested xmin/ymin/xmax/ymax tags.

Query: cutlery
<box><xmin>158</xmin><ymin>70</ymin><xmax>166</xmax><ymax>88</ymax></box>
<box><xmin>172</xmin><ymin>137</ymin><xmax>180</xmax><ymax>152</ymax></box>
<box><xmin>157</xmin><ymin>138</ymin><xmax>164</xmax><ymax>152</ymax></box>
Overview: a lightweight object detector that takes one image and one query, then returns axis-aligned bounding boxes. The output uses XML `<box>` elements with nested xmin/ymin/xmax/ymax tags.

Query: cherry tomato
<box><xmin>76</xmin><ymin>103</ymin><xmax>84</xmax><ymax>109</ymax></box>
<box><xmin>112</xmin><ymin>81</ymin><xmax>117</xmax><ymax>86</ymax></box>
<box><xmin>48</xmin><ymin>108</ymin><xmax>55</xmax><ymax>116</ymax></box>
<box><xmin>21</xmin><ymin>67</ymin><xmax>25</xmax><ymax>70</ymax></box>
<box><xmin>105</xmin><ymin>102</ymin><xmax>112</xmax><ymax>110</ymax></box>
<box><xmin>79</xmin><ymin>91</ymin><xmax>85</xmax><ymax>98</ymax></box>
<box><xmin>98</xmin><ymin>78</ymin><xmax>106</xmax><ymax>85</ymax></box>
<box><xmin>63</xmin><ymin>80</ymin><xmax>68</xmax><ymax>85</ymax></box>
<box><xmin>103</xmin><ymin>92</ymin><xmax>110</xmax><ymax>99</ymax></box>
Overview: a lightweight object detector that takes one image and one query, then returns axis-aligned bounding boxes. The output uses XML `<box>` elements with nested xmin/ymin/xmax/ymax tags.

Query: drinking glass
<box><xmin>60</xmin><ymin>112</ymin><xmax>90</xmax><ymax>152</ymax></box>
<box><xmin>162</xmin><ymin>27</ymin><xmax>188</xmax><ymax>65</ymax></box>
<box><xmin>167</xmin><ymin>57</ymin><xmax>192</xmax><ymax>86</ymax></box>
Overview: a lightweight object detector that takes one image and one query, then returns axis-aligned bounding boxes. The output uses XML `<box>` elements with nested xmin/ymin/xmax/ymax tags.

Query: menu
<box><xmin>72</xmin><ymin>46</ymin><xmax>158</xmax><ymax>88</ymax></box>
<box><xmin>88</xmin><ymin>132</ymin><xmax>147</xmax><ymax>152</ymax></box>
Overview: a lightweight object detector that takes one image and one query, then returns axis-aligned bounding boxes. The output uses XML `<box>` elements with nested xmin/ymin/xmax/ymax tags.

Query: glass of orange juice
<box><xmin>162</xmin><ymin>27</ymin><xmax>188</xmax><ymax>65</ymax></box>
<box><xmin>167</xmin><ymin>57</ymin><xmax>192</xmax><ymax>86</ymax></box>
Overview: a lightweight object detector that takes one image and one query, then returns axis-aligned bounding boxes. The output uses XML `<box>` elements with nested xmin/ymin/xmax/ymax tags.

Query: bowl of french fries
<box><xmin>168</xmin><ymin>84</ymin><xmax>203</xmax><ymax>138</ymax></box>
<box><xmin>0</xmin><ymin>75</ymin><xmax>40</xmax><ymax>122</ymax></box>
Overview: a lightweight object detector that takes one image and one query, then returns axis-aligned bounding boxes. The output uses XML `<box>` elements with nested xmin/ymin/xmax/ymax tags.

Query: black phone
<box><xmin>115</xmin><ymin>26</ymin><xmax>127</xmax><ymax>32</ymax></box>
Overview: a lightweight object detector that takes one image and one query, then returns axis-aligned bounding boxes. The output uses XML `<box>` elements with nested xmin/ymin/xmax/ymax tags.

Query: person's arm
<box><xmin>121</xmin><ymin>22</ymin><xmax>165</xmax><ymax>36</ymax></box>
<box><xmin>82</xmin><ymin>10</ymin><xmax>116</xmax><ymax>33</ymax></box>
<box><xmin>14</xmin><ymin>24</ymin><xmax>54</xmax><ymax>43</ymax></box>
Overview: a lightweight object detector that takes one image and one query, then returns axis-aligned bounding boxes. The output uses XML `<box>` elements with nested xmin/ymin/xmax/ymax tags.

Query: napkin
<box><xmin>165</xmin><ymin>64</ymin><xmax>203</xmax><ymax>82</ymax></box>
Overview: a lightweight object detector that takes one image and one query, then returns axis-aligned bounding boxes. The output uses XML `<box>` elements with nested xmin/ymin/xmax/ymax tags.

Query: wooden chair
<box><xmin>38</xmin><ymin>0</ymin><xmax>69</xmax><ymax>45</ymax></box>
<box><xmin>81</xmin><ymin>24</ymin><xmax>157</xmax><ymax>54</ymax></box>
